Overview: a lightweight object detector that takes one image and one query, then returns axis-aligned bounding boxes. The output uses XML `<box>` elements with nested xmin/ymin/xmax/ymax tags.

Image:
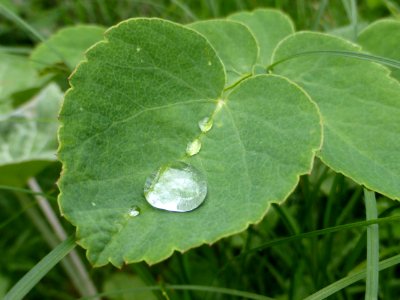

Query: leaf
<box><xmin>0</xmin><ymin>83</ymin><xmax>62</xmax><ymax>186</ymax></box>
<box><xmin>103</xmin><ymin>273</ymin><xmax>157</xmax><ymax>300</ymax></box>
<box><xmin>188</xmin><ymin>20</ymin><xmax>258</xmax><ymax>86</ymax></box>
<box><xmin>358</xmin><ymin>19</ymin><xmax>400</xmax><ymax>80</ymax></box>
<box><xmin>272</xmin><ymin>32</ymin><xmax>400</xmax><ymax>200</ymax></box>
<box><xmin>30</xmin><ymin>25</ymin><xmax>105</xmax><ymax>71</ymax></box>
<box><xmin>0</xmin><ymin>53</ymin><xmax>45</xmax><ymax>109</ymax></box>
<box><xmin>228</xmin><ymin>9</ymin><xmax>294</xmax><ymax>66</ymax></box>
<box><xmin>58</xmin><ymin>19</ymin><xmax>321</xmax><ymax>266</ymax></box>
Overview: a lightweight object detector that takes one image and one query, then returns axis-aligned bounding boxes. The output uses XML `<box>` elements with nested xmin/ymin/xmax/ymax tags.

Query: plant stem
<box><xmin>364</xmin><ymin>188</ymin><xmax>379</xmax><ymax>300</ymax></box>
<box><xmin>27</xmin><ymin>178</ymin><xmax>99</xmax><ymax>298</ymax></box>
<box><xmin>15</xmin><ymin>193</ymin><xmax>89</xmax><ymax>298</ymax></box>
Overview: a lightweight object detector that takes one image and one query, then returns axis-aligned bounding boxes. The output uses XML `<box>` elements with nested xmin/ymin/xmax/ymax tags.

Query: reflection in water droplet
<box><xmin>186</xmin><ymin>139</ymin><xmax>201</xmax><ymax>156</ymax></box>
<box><xmin>198</xmin><ymin>117</ymin><xmax>213</xmax><ymax>133</ymax></box>
<box><xmin>128</xmin><ymin>205</ymin><xmax>140</xmax><ymax>217</ymax></box>
<box><xmin>144</xmin><ymin>161</ymin><xmax>207</xmax><ymax>212</ymax></box>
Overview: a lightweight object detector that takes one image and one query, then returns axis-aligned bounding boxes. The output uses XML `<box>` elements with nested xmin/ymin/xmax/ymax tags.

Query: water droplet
<box><xmin>128</xmin><ymin>205</ymin><xmax>140</xmax><ymax>217</ymax></box>
<box><xmin>186</xmin><ymin>139</ymin><xmax>201</xmax><ymax>156</ymax></box>
<box><xmin>79</xmin><ymin>107</ymin><xmax>84</xmax><ymax>111</ymax></box>
<box><xmin>198</xmin><ymin>117</ymin><xmax>213</xmax><ymax>133</ymax></box>
<box><xmin>136</xmin><ymin>47</ymin><xmax>141</xmax><ymax>52</ymax></box>
<box><xmin>208</xmin><ymin>61</ymin><xmax>212</xmax><ymax>66</ymax></box>
<box><xmin>91</xmin><ymin>202</ymin><xmax>96</xmax><ymax>206</ymax></box>
<box><xmin>144</xmin><ymin>161</ymin><xmax>207</xmax><ymax>212</ymax></box>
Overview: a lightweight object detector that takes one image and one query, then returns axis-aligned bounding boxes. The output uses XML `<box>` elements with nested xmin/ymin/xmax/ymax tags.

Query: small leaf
<box><xmin>30</xmin><ymin>25</ymin><xmax>105</xmax><ymax>71</ymax></box>
<box><xmin>0</xmin><ymin>53</ymin><xmax>45</xmax><ymax>108</ymax></box>
<box><xmin>58</xmin><ymin>19</ymin><xmax>321</xmax><ymax>266</ymax></box>
<box><xmin>228</xmin><ymin>9</ymin><xmax>294</xmax><ymax>66</ymax></box>
<box><xmin>272</xmin><ymin>32</ymin><xmax>400</xmax><ymax>200</ymax></box>
<box><xmin>358</xmin><ymin>19</ymin><xmax>400</xmax><ymax>80</ymax></box>
<box><xmin>188</xmin><ymin>20</ymin><xmax>258</xmax><ymax>86</ymax></box>
<box><xmin>0</xmin><ymin>83</ymin><xmax>62</xmax><ymax>186</ymax></box>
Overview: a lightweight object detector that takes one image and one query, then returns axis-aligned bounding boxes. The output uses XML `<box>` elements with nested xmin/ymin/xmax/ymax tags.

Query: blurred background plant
<box><xmin>0</xmin><ymin>0</ymin><xmax>399</xmax><ymax>299</ymax></box>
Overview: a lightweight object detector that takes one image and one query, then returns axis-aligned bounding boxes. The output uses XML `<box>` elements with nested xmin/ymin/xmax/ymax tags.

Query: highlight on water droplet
<box><xmin>186</xmin><ymin>139</ymin><xmax>201</xmax><ymax>156</ymax></box>
<box><xmin>128</xmin><ymin>205</ymin><xmax>140</xmax><ymax>217</ymax></box>
<box><xmin>144</xmin><ymin>161</ymin><xmax>207</xmax><ymax>212</ymax></box>
<box><xmin>198</xmin><ymin>117</ymin><xmax>213</xmax><ymax>133</ymax></box>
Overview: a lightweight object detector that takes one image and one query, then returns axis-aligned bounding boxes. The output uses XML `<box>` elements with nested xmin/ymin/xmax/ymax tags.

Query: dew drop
<box><xmin>186</xmin><ymin>139</ymin><xmax>201</xmax><ymax>156</ymax></box>
<box><xmin>128</xmin><ymin>205</ymin><xmax>140</xmax><ymax>217</ymax></box>
<box><xmin>91</xmin><ymin>202</ymin><xmax>96</xmax><ymax>206</ymax></box>
<box><xmin>208</xmin><ymin>61</ymin><xmax>212</xmax><ymax>66</ymax></box>
<box><xmin>144</xmin><ymin>161</ymin><xmax>207</xmax><ymax>212</ymax></box>
<box><xmin>198</xmin><ymin>117</ymin><xmax>213</xmax><ymax>133</ymax></box>
<box><xmin>136</xmin><ymin>47</ymin><xmax>141</xmax><ymax>52</ymax></box>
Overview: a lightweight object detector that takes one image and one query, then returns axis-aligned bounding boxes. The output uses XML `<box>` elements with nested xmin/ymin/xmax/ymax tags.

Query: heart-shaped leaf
<box><xmin>272</xmin><ymin>32</ymin><xmax>400</xmax><ymax>200</ymax></box>
<box><xmin>358</xmin><ymin>19</ymin><xmax>400</xmax><ymax>81</ymax></box>
<box><xmin>58</xmin><ymin>19</ymin><xmax>321</xmax><ymax>266</ymax></box>
<box><xmin>30</xmin><ymin>25</ymin><xmax>105</xmax><ymax>71</ymax></box>
<box><xmin>228</xmin><ymin>9</ymin><xmax>294</xmax><ymax>66</ymax></box>
<box><xmin>188</xmin><ymin>20</ymin><xmax>258</xmax><ymax>86</ymax></box>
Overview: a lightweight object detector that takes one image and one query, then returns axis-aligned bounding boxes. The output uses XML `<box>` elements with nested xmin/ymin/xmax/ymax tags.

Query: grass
<box><xmin>0</xmin><ymin>0</ymin><xmax>399</xmax><ymax>299</ymax></box>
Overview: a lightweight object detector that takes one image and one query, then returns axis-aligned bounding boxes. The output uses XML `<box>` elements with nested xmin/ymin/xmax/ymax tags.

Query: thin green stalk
<box><xmin>80</xmin><ymin>284</ymin><xmax>275</xmax><ymax>300</ymax></box>
<box><xmin>364</xmin><ymin>189</ymin><xmax>379</xmax><ymax>300</ymax></box>
<box><xmin>312</xmin><ymin>0</ymin><xmax>328</xmax><ymax>30</ymax></box>
<box><xmin>4</xmin><ymin>236</ymin><xmax>76</xmax><ymax>300</ymax></box>
<box><xmin>304</xmin><ymin>253</ymin><xmax>400</xmax><ymax>300</ymax></box>
<box><xmin>27</xmin><ymin>178</ymin><xmax>99</xmax><ymax>298</ymax></box>
<box><xmin>267</xmin><ymin>51</ymin><xmax>400</xmax><ymax>72</ymax></box>
<box><xmin>0</xmin><ymin>185</ymin><xmax>57</xmax><ymax>200</ymax></box>
<box><xmin>15</xmin><ymin>192</ymin><xmax>91</xmax><ymax>297</ymax></box>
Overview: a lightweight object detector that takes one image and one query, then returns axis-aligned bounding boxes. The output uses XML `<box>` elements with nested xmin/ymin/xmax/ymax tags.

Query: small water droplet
<box><xmin>186</xmin><ymin>139</ymin><xmax>201</xmax><ymax>156</ymax></box>
<box><xmin>136</xmin><ymin>47</ymin><xmax>141</xmax><ymax>52</ymax></box>
<box><xmin>208</xmin><ymin>61</ymin><xmax>212</xmax><ymax>66</ymax></box>
<box><xmin>91</xmin><ymin>202</ymin><xmax>96</xmax><ymax>206</ymax></box>
<box><xmin>198</xmin><ymin>117</ymin><xmax>213</xmax><ymax>133</ymax></box>
<box><xmin>144</xmin><ymin>161</ymin><xmax>207</xmax><ymax>212</ymax></box>
<box><xmin>128</xmin><ymin>205</ymin><xmax>140</xmax><ymax>217</ymax></box>
<box><xmin>79</xmin><ymin>107</ymin><xmax>84</xmax><ymax>111</ymax></box>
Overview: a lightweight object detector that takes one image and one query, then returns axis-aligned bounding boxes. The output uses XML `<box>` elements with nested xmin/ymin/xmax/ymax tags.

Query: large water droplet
<box><xmin>198</xmin><ymin>117</ymin><xmax>213</xmax><ymax>133</ymax></box>
<box><xmin>128</xmin><ymin>205</ymin><xmax>140</xmax><ymax>217</ymax></box>
<box><xmin>186</xmin><ymin>139</ymin><xmax>201</xmax><ymax>156</ymax></box>
<box><xmin>144</xmin><ymin>161</ymin><xmax>207</xmax><ymax>212</ymax></box>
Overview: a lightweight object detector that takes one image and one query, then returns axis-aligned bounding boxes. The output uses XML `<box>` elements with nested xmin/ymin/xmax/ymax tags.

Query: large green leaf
<box><xmin>358</xmin><ymin>19</ymin><xmax>400</xmax><ymax>80</ymax></box>
<box><xmin>272</xmin><ymin>32</ymin><xmax>400</xmax><ymax>200</ymax></box>
<box><xmin>0</xmin><ymin>83</ymin><xmax>62</xmax><ymax>186</ymax></box>
<box><xmin>58</xmin><ymin>19</ymin><xmax>321</xmax><ymax>266</ymax></box>
<box><xmin>188</xmin><ymin>20</ymin><xmax>258</xmax><ymax>86</ymax></box>
<box><xmin>30</xmin><ymin>25</ymin><xmax>105</xmax><ymax>71</ymax></box>
<box><xmin>228</xmin><ymin>8</ymin><xmax>294</xmax><ymax>66</ymax></box>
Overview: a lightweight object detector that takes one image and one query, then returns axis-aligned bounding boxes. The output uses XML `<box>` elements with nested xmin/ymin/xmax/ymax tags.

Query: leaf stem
<box><xmin>4</xmin><ymin>235</ymin><xmax>76</xmax><ymax>300</ymax></box>
<box><xmin>27</xmin><ymin>178</ymin><xmax>99</xmax><ymax>298</ymax></box>
<box><xmin>364</xmin><ymin>188</ymin><xmax>379</xmax><ymax>300</ymax></box>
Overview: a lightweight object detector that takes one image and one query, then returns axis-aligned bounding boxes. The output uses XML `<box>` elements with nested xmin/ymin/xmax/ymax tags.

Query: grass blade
<box><xmin>4</xmin><ymin>235</ymin><xmax>76</xmax><ymax>300</ymax></box>
<box><xmin>364</xmin><ymin>189</ymin><xmax>379</xmax><ymax>299</ymax></box>
<box><xmin>304</xmin><ymin>253</ymin><xmax>400</xmax><ymax>300</ymax></box>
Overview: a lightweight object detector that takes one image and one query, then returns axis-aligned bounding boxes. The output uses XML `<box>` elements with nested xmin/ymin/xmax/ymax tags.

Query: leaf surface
<box><xmin>0</xmin><ymin>83</ymin><xmax>62</xmax><ymax>186</ymax></box>
<box><xmin>30</xmin><ymin>25</ymin><xmax>105</xmax><ymax>71</ymax></box>
<box><xmin>188</xmin><ymin>20</ymin><xmax>258</xmax><ymax>86</ymax></box>
<box><xmin>228</xmin><ymin>9</ymin><xmax>294</xmax><ymax>66</ymax></box>
<box><xmin>358</xmin><ymin>19</ymin><xmax>400</xmax><ymax>80</ymax></box>
<box><xmin>272</xmin><ymin>32</ymin><xmax>400</xmax><ymax>200</ymax></box>
<box><xmin>58</xmin><ymin>19</ymin><xmax>321</xmax><ymax>266</ymax></box>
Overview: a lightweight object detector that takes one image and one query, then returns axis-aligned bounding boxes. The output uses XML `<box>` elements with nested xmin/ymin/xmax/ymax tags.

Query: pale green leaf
<box><xmin>103</xmin><ymin>273</ymin><xmax>157</xmax><ymax>300</ymax></box>
<box><xmin>272</xmin><ymin>32</ymin><xmax>400</xmax><ymax>200</ymax></box>
<box><xmin>188</xmin><ymin>20</ymin><xmax>258</xmax><ymax>86</ymax></box>
<box><xmin>228</xmin><ymin>8</ymin><xmax>294</xmax><ymax>66</ymax></box>
<box><xmin>30</xmin><ymin>25</ymin><xmax>105</xmax><ymax>71</ymax></box>
<box><xmin>0</xmin><ymin>83</ymin><xmax>62</xmax><ymax>186</ymax></box>
<box><xmin>358</xmin><ymin>19</ymin><xmax>400</xmax><ymax>80</ymax></box>
<box><xmin>0</xmin><ymin>53</ymin><xmax>45</xmax><ymax>108</ymax></box>
<box><xmin>58</xmin><ymin>19</ymin><xmax>321</xmax><ymax>266</ymax></box>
